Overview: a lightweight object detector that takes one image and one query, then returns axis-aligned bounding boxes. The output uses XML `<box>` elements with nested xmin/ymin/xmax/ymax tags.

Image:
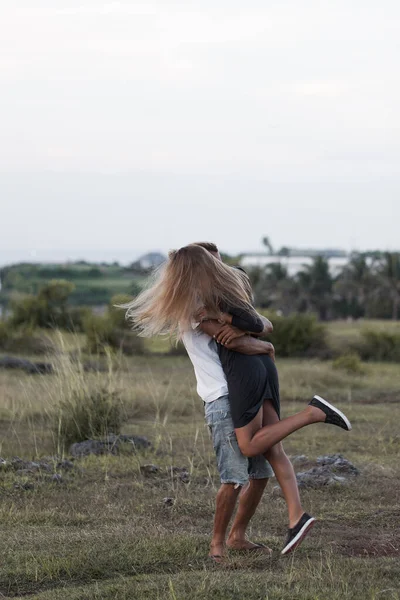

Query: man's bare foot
<box><xmin>208</xmin><ymin>541</ymin><xmax>225</xmax><ymax>563</ymax></box>
<box><xmin>226</xmin><ymin>538</ymin><xmax>272</xmax><ymax>554</ymax></box>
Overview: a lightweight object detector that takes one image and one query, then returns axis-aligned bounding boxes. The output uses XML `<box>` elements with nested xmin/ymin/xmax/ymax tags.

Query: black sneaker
<box><xmin>309</xmin><ymin>395</ymin><xmax>352</xmax><ymax>431</ymax></box>
<box><xmin>281</xmin><ymin>513</ymin><xmax>316</xmax><ymax>555</ymax></box>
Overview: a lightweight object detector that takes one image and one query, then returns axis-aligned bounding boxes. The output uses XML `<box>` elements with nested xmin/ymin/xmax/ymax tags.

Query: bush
<box><xmin>0</xmin><ymin>323</ymin><xmax>56</xmax><ymax>355</ymax></box>
<box><xmin>109</xmin><ymin>294</ymin><xmax>133</xmax><ymax>330</ymax></box>
<box><xmin>262</xmin><ymin>312</ymin><xmax>328</xmax><ymax>358</ymax></box>
<box><xmin>83</xmin><ymin>312</ymin><xmax>145</xmax><ymax>355</ymax></box>
<box><xmin>0</xmin><ymin>320</ymin><xmax>11</xmax><ymax>346</ymax></box>
<box><xmin>168</xmin><ymin>341</ymin><xmax>187</xmax><ymax>356</ymax></box>
<box><xmin>56</xmin><ymin>388</ymin><xmax>123</xmax><ymax>447</ymax></box>
<box><xmin>64</xmin><ymin>306</ymin><xmax>93</xmax><ymax>333</ymax></box>
<box><xmin>332</xmin><ymin>352</ymin><xmax>366</xmax><ymax>375</ymax></box>
<box><xmin>357</xmin><ymin>329</ymin><xmax>400</xmax><ymax>362</ymax></box>
<box><xmin>10</xmin><ymin>280</ymin><xmax>76</xmax><ymax>329</ymax></box>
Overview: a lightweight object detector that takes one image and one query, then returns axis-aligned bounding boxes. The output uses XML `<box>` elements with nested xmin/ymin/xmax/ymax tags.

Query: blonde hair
<box><xmin>124</xmin><ymin>244</ymin><xmax>252</xmax><ymax>337</ymax></box>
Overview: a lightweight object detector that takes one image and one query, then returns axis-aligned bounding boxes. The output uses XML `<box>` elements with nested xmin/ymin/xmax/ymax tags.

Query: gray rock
<box><xmin>291</xmin><ymin>455</ymin><xmax>310</xmax><ymax>465</ymax></box>
<box><xmin>15</xmin><ymin>468</ymin><xmax>35</xmax><ymax>476</ymax></box>
<box><xmin>140</xmin><ymin>464</ymin><xmax>160</xmax><ymax>476</ymax></box>
<box><xmin>82</xmin><ymin>360</ymin><xmax>108</xmax><ymax>373</ymax></box>
<box><xmin>13</xmin><ymin>481</ymin><xmax>35</xmax><ymax>491</ymax></box>
<box><xmin>296</xmin><ymin>466</ymin><xmax>347</xmax><ymax>488</ymax></box>
<box><xmin>273</xmin><ymin>454</ymin><xmax>360</xmax><ymax>492</ymax></box>
<box><xmin>50</xmin><ymin>473</ymin><xmax>63</xmax><ymax>483</ymax></box>
<box><xmin>10</xmin><ymin>457</ymin><xmax>52</xmax><ymax>472</ymax></box>
<box><xmin>57</xmin><ymin>459</ymin><xmax>75</xmax><ymax>471</ymax></box>
<box><xmin>163</xmin><ymin>497</ymin><xmax>175</xmax><ymax>507</ymax></box>
<box><xmin>316</xmin><ymin>454</ymin><xmax>360</xmax><ymax>475</ymax></box>
<box><xmin>69</xmin><ymin>440</ymin><xmax>116</xmax><ymax>458</ymax></box>
<box><xmin>168</xmin><ymin>466</ymin><xmax>190</xmax><ymax>483</ymax></box>
<box><xmin>0</xmin><ymin>356</ymin><xmax>53</xmax><ymax>375</ymax></box>
<box><xmin>69</xmin><ymin>435</ymin><xmax>151</xmax><ymax>458</ymax></box>
<box><xmin>107</xmin><ymin>434</ymin><xmax>152</xmax><ymax>450</ymax></box>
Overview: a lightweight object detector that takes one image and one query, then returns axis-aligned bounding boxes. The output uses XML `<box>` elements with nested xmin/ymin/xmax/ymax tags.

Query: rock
<box><xmin>167</xmin><ymin>466</ymin><xmax>190</xmax><ymax>483</ymax></box>
<box><xmin>0</xmin><ymin>356</ymin><xmax>53</xmax><ymax>375</ymax></box>
<box><xmin>69</xmin><ymin>440</ymin><xmax>116</xmax><ymax>458</ymax></box>
<box><xmin>296</xmin><ymin>466</ymin><xmax>350</xmax><ymax>488</ymax></box>
<box><xmin>69</xmin><ymin>435</ymin><xmax>151</xmax><ymax>458</ymax></box>
<box><xmin>82</xmin><ymin>360</ymin><xmax>108</xmax><ymax>373</ymax></box>
<box><xmin>316</xmin><ymin>454</ymin><xmax>360</xmax><ymax>476</ymax></box>
<box><xmin>10</xmin><ymin>457</ymin><xmax>52</xmax><ymax>472</ymax></box>
<box><xmin>163</xmin><ymin>497</ymin><xmax>175</xmax><ymax>507</ymax></box>
<box><xmin>272</xmin><ymin>454</ymin><xmax>360</xmax><ymax>493</ymax></box>
<box><xmin>140</xmin><ymin>464</ymin><xmax>160</xmax><ymax>476</ymax></box>
<box><xmin>0</xmin><ymin>458</ymin><xmax>8</xmax><ymax>469</ymax></box>
<box><xmin>50</xmin><ymin>473</ymin><xmax>63</xmax><ymax>484</ymax></box>
<box><xmin>13</xmin><ymin>481</ymin><xmax>34</xmax><ymax>491</ymax></box>
<box><xmin>107</xmin><ymin>434</ymin><xmax>152</xmax><ymax>451</ymax></box>
<box><xmin>57</xmin><ymin>459</ymin><xmax>75</xmax><ymax>471</ymax></box>
<box><xmin>291</xmin><ymin>455</ymin><xmax>310</xmax><ymax>466</ymax></box>
<box><xmin>15</xmin><ymin>468</ymin><xmax>35</xmax><ymax>476</ymax></box>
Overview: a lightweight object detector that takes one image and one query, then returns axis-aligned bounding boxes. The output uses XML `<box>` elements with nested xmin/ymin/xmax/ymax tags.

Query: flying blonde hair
<box><xmin>124</xmin><ymin>244</ymin><xmax>252</xmax><ymax>337</ymax></box>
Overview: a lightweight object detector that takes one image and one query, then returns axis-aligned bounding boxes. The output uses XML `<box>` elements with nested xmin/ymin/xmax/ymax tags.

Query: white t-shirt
<box><xmin>181</xmin><ymin>327</ymin><xmax>228</xmax><ymax>403</ymax></box>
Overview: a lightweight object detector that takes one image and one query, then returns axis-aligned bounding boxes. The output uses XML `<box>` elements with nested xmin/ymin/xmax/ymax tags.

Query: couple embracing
<box><xmin>125</xmin><ymin>242</ymin><xmax>351</xmax><ymax>560</ymax></box>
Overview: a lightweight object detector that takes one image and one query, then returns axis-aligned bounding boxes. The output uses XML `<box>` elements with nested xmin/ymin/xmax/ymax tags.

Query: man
<box><xmin>181</xmin><ymin>242</ymin><xmax>275</xmax><ymax>561</ymax></box>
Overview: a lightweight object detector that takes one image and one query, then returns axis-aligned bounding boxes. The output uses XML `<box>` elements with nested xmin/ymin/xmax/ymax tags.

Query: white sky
<box><xmin>1</xmin><ymin>1</ymin><xmax>400</xmax><ymax>264</ymax></box>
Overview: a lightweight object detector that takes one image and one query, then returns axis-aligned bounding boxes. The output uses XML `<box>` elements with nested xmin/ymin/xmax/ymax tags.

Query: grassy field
<box><xmin>0</xmin><ymin>263</ymin><xmax>147</xmax><ymax>306</ymax></box>
<box><xmin>1</xmin><ymin>332</ymin><xmax>400</xmax><ymax>599</ymax></box>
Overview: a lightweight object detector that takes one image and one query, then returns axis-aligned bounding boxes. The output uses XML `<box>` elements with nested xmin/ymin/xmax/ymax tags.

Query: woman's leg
<box><xmin>235</xmin><ymin>403</ymin><xmax>325</xmax><ymax>458</ymax></box>
<box><xmin>262</xmin><ymin>401</ymin><xmax>303</xmax><ymax>528</ymax></box>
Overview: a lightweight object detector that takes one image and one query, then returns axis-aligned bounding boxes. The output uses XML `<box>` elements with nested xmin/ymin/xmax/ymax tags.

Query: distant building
<box><xmin>240</xmin><ymin>254</ymin><xmax>349</xmax><ymax>277</ymax></box>
<box><xmin>136</xmin><ymin>252</ymin><xmax>166</xmax><ymax>270</ymax></box>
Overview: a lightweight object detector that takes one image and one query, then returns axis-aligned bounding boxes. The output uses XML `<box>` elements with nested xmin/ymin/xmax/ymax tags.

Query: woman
<box><xmin>125</xmin><ymin>244</ymin><xmax>352</xmax><ymax>554</ymax></box>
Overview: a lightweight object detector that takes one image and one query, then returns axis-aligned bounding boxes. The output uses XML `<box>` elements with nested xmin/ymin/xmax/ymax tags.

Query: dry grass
<box><xmin>0</xmin><ymin>334</ymin><xmax>400</xmax><ymax>599</ymax></box>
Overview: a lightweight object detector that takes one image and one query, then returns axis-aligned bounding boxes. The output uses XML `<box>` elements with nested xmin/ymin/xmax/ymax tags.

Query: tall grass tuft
<box><xmin>50</xmin><ymin>339</ymin><xmax>126</xmax><ymax>452</ymax></box>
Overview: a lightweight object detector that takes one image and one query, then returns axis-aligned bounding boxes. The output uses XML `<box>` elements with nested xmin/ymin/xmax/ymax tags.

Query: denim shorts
<box><xmin>205</xmin><ymin>395</ymin><xmax>274</xmax><ymax>486</ymax></box>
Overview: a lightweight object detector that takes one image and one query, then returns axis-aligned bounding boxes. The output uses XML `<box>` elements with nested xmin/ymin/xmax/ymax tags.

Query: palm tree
<box><xmin>377</xmin><ymin>252</ymin><xmax>400</xmax><ymax>320</ymax></box>
<box><xmin>262</xmin><ymin>236</ymin><xmax>274</xmax><ymax>255</ymax></box>
<box><xmin>296</xmin><ymin>256</ymin><xmax>333</xmax><ymax>320</ymax></box>
<box><xmin>334</xmin><ymin>253</ymin><xmax>374</xmax><ymax>318</ymax></box>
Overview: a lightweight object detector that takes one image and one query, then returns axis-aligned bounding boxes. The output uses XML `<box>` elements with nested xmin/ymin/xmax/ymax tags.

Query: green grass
<box><xmin>0</xmin><ymin>330</ymin><xmax>400</xmax><ymax>598</ymax></box>
<box><xmin>326</xmin><ymin>319</ymin><xmax>400</xmax><ymax>354</ymax></box>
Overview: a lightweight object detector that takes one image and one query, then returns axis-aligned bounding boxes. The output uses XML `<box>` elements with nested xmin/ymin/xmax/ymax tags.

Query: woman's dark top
<box><xmin>217</xmin><ymin>305</ymin><xmax>280</xmax><ymax>429</ymax></box>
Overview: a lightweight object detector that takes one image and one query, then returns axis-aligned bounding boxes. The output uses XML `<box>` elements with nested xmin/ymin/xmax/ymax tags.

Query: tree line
<box><xmin>248</xmin><ymin>251</ymin><xmax>400</xmax><ymax>321</ymax></box>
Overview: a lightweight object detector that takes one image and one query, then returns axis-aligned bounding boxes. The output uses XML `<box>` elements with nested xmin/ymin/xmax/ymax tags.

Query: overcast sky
<box><xmin>1</xmin><ymin>0</ymin><xmax>399</xmax><ymax>264</ymax></box>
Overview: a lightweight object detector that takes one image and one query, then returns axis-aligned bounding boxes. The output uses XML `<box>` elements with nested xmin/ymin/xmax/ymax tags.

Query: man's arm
<box><xmin>199</xmin><ymin>320</ymin><xmax>275</xmax><ymax>359</ymax></box>
<box><xmin>256</xmin><ymin>314</ymin><xmax>273</xmax><ymax>336</ymax></box>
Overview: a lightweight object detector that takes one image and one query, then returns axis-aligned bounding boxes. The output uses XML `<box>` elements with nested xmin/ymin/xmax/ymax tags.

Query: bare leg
<box><xmin>227</xmin><ymin>478</ymin><xmax>270</xmax><ymax>550</ymax></box>
<box><xmin>262</xmin><ymin>401</ymin><xmax>303</xmax><ymax>528</ymax></box>
<box><xmin>235</xmin><ymin>404</ymin><xmax>325</xmax><ymax>458</ymax></box>
<box><xmin>209</xmin><ymin>483</ymin><xmax>241</xmax><ymax>560</ymax></box>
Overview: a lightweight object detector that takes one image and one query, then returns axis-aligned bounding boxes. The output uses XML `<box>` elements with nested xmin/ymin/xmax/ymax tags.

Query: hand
<box><xmin>214</xmin><ymin>324</ymin><xmax>246</xmax><ymax>346</ymax></box>
<box><xmin>217</xmin><ymin>312</ymin><xmax>233</xmax><ymax>325</ymax></box>
<box><xmin>195</xmin><ymin>307</ymin><xmax>225</xmax><ymax>322</ymax></box>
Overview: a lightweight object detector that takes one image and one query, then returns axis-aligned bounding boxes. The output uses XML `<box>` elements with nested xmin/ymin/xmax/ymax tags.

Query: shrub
<box><xmin>83</xmin><ymin>311</ymin><xmax>145</xmax><ymax>355</ymax></box>
<box><xmin>108</xmin><ymin>294</ymin><xmax>133</xmax><ymax>330</ymax></box>
<box><xmin>357</xmin><ymin>329</ymin><xmax>400</xmax><ymax>362</ymax></box>
<box><xmin>83</xmin><ymin>313</ymin><xmax>114</xmax><ymax>354</ymax></box>
<box><xmin>56</xmin><ymin>388</ymin><xmax>123</xmax><ymax>447</ymax></box>
<box><xmin>263</xmin><ymin>312</ymin><xmax>328</xmax><ymax>358</ymax></box>
<box><xmin>332</xmin><ymin>352</ymin><xmax>366</xmax><ymax>375</ymax></box>
<box><xmin>0</xmin><ymin>320</ymin><xmax>11</xmax><ymax>347</ymax></box>
<box><xmin>64</xmin><ymin>306</ymin><xmax>93</xmax><ymax>333</ymax></box>
<box><xmin>10</xmin><ymin>280</ymin><xmax>76</xmax><ymax>329</ymax></box>
<box><xmin>0</xmin><ymin>324</ymin><xmax>56</xmax><ymax>355</ymax></box>
<box><xmin>168</xmin><ymin>341</ymin><xmax>187</xmax><ymax>356</ymax></box>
